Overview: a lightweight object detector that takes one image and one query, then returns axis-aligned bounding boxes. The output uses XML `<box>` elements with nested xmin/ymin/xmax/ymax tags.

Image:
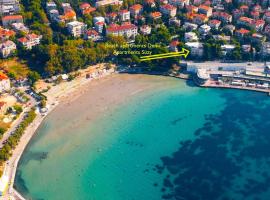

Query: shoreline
<box><xmin>2</xmin><ymin>64</ymin><xmax>117</xmax><ymax>200</ymax></box>
<box><xmin>3</xmin><ymin>64</ymin><xmax>268</xmax><ymax>200</ymax></box>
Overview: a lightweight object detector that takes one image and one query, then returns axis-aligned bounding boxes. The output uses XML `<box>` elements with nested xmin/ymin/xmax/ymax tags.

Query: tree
<box><xmin>28</xmin><ymin>71</ymin><xmax>41</xmax><ymax>86</ymax></box>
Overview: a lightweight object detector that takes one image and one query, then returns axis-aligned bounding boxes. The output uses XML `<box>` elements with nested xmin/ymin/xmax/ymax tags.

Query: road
<box><xmin>0</xmin><ymin>89</ymin><xmax>37</xmax><ymax>149</ymax></box>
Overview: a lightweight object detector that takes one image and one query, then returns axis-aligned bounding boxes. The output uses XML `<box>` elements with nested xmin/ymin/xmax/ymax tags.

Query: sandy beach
<box><xmin>3</xmin><ymin>70</ymin><xmax>172</xmax><ymax>200</ymax></box>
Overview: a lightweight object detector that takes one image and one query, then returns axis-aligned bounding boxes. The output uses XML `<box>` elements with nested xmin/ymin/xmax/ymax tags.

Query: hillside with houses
<box><xmin>1</xmin><ymin>0</ymin><xmax>270</xmax><ymax>75</ymax></box>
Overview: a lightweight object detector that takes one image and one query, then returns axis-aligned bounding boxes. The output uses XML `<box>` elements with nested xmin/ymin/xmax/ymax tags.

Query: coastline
<box><xmin>5</xmin><ymin>62</ymin><xmax>268</xmax><ymax>200</ymax></box>
<box><xmin>3</xmin><ymin>67</ymin><xmax>177</xmax><ymax>200</ymax></box>
<box><xmin>2</xmin><ymin>64</ymin><xmax>117</xmax><ymax>200</ymax></box>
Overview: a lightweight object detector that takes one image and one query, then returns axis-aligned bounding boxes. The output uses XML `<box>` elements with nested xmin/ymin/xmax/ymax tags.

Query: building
<box><xmin>185</xmin><ymin>32</ymin><xmax>198</xmax><ymax>42</ymax></box>
<box><xmin>106</xmin><ymin>12</ymin><xmax>117</xmax><ymax>24</ymax></box>
<box><xmin>11</xmin><ymin>22</ymin><xmax>29</xmax><ymax>33</ymax></box>
<box><xmin>2</xmin><ymin>15</ymin><xmax>23</xmax><ymax>27</ymax></box>
<box><xmin>235</xmin><ymin>28</ymin><xmax>250</xmax><ymax>38</ymax></box>
<box><xmin>169</xmin><ymin>17</ymin><xmax>181</xmax><ymax>26</ymax></box>
<box><xmin>119</xmin><ymin>10</ymin><xmax>130</xmax><ymax>21</ymax></box>
<box><xmin>95</xmin><ymin>21</ymin><xmax>105</xmax><ymax>33</ymax></box>
<box><xmin>0</xmin><ymin>40</ymin><xmax>16</xmax><ymax>58</ymax></box>
<box><xmin>144</xmin><ymin>0</ymin><xmax>156</xmax><ymax>7</ymax></box>
<box><xmin>0</xmin><ymin>0</ymin><xmax>20</xmax><ymax>15</ymax></box>
<box><xmin>46</xmin><ymin>1</ymin><xmax>57</xmax><ymax>12</ymax></box>
<box><xmin>66</xmin><ymin>21</ymin><xmax>87</xmax><ymax>37</ymax></box>
<box><xmin>185</xmin><ymin>42</ymin><xmax>204</xmax><ymax>57</ymax></box>
<box><xmin>169</xmin><ymin>0</ymin><xmax>189</xmax><ymax>8</ymax></box>
<box><xmin>208</xmin><ymin>19</ymin><xmax>221</xmax><ymax>29</ymax></box>
<box><xmin>150</xmin><ymin>11</ymin><xmax>162</xmax><ymax>20</ymax></box>
<box><xmin>0</xmin><ymin>26</ymin><xmax>15</xmax><ymax>40</ymax></box>
<box><xmin>106</xmin><ymin>22</ymin><xmax>138</xmax><ymax>38</ymax></box>
<box><xmin>212</xmin><ymin>11</ymin><xmax>232</xmax><ymax>23</ymax></box>
<box><xmin>221</xmin><ymin>44</ymin><xmax>235</xmax><ymax>55</ymax></box>
<box><xmin>198</xmin><ymin>5</ymin><xmax>212</xmax><ymax>17</ymax></box>
<box><xmin>79</xmin><ymin>2</ymin><xmax>96</xmax><ymax>15</ymax></box>
<box><xmin>140</xmin><ymin>25</ymin><xmax>151</xmax><ymax>35</ymax></box>
<box><xmin>160</xmin><ymin>4</ymin><xmax>177</xmax><ymax>17</ymax></box>
<box><xmin>130</xmin><ymin>4</ymin><xmax>143</xmax><ymax>17</ymax></box>
<box><xmin>169</xmin><ymin>40</ymin><xmax>180</xmax><ymax>52</ymax></box>
<box><xmin>198</xmin><ymin>24</ymin><xmax>211</xmax><ymax>36</ymax></box>
<box><xmin>95</xmin><ymin>0</ymin><xmax>123</xmax><ymax>7</ymax></box>
<box><xmin>84</xmin><ymin>29</ymin><xmax>101</xmax><ymax>41</ymax></box>
<box><xmin>0</xmin><ymin>73</ymin><xmax>10</xmax><ymax>93</ymax></box>
<box><xmin>17</xmin><ymin>33</ymin><xmax>42</xmax><ymax>49</ymax></box>
<box><xmin>48</xmin><ymin>9</ymin><xmax>60</xmax><ymax>21</ymax></box>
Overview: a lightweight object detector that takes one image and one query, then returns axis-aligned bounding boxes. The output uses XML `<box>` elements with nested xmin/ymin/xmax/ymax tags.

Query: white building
<box><xmin>221</xmin><ymin>44</ymin><xmax>236</xmax><ymax>56</ymax></box>
<box><xmin>0</xmin><ymin>0</ymin><xmax>20</xmax><ymax>15</ymax></box>
<box><xmin>66</xmin><ymin>21</ymin><xmax>87</xmax><ymax>37</ymax></box>
<box><xmin>106</xmin><ymin>22</ymin><xmax>138</xmax><ymax>38</ymax></box>
<box><xmin>140</xmin><ymin>25</ymin><xmax>151</xmax><ymax>35</ymax></box>
<box><xmin>184</xmin><ymin>32</ymin><xmax>198</xmax><ymax>42</ymax></box>
<box><xmin>0</xmin><ymin>73</ymin><xmax>10</xmax><ymax>93</ymax></box>
<box><xmin>160</xmin><ymin>4</ymin><xmax>177</xmax><ymax>17</ymax></box>
<box><xmin>198</xmin><ymin>24</ymin><xmax>211</xmax><ymax>35</ymax></box>
<box><xmin>46</xmin><ymin>1</ymin><xmax>57</xmax><ymax>12</ymax></box>
<box><xmin>0</xmin><ymin>40</ymin><xmax>16</xmax><ymax>58</ymax></box>
<box><xmin>185</xmin><ymin>42</ymin><xmax>204</xmax><ymax>57</ymax></box>
<box><xmin>84</xmin><ymin>29</ymin><xmax>101</xmax><ymax>41</ymax></box>
<box><xmin>119</xmin><ymin>10</ymin><xmax>130</xmax><ymax>22</ymax></box>
<box><xmin>95</xmin><ymin>0</ymin><xmax>123</xmax><ymax>7</ymax></box>
<box><xmin>11</xmin><ymin>22</ymin><xmax>29</xmax><ymax>33</ymax></box>
<box><xmin>18</xmin><ymin>33</ymin><xmax>42</xmax><ymax>49</ymax></box>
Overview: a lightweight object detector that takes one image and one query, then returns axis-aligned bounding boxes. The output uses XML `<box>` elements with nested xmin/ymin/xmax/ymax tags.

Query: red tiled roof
<box><xmin>0</xmin><ymin>73</ymin><xmax>8</xmax><ymax>80</ymax></box>
<box><xmin>80</xmin><ymin>2</ymin><xmax>90</xmax><ymax>9</ymax></box>
<box><xmin>2</xmin><ymin>15</ymin><xmax>23</xmax><ymax>21</ymax></box>
<box><xmin>236</xmin><ymin>28</ymin><xmax>250</xmax><ymax>35</ymax></box>
<box><xmin>130</xmin><ymin>4</ymin><xmax>143</xmax><ymax>11</ymax></box>
<box><xmin>150</xmin><ymin>11</ymin><xmax>162</xmax><ymax>18</ymax></box>
<box><xmin>107</xmin><ymin>23</ymin><xmax>137</xmax><ymax>32</ymax></box>
<box><xmin>161</xmin><ymin>4</ymin><xmax>176</xmax><ymax>11</ymax></box>
<box><xmin>85</xmin><ymin>29</ymin><xmax>99</xmax><ymax>36</ymax></box>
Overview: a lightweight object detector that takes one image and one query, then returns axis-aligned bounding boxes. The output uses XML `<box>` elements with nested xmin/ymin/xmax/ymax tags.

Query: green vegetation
<box><xmin>13</xmin><ymin>105</ymin><xmax>23</xmax><ymax>114</ymax></box>
<box><xmin>0</xmin><ymin>109</ymin><xmax>37</xmax><ymax>168</ymax></box>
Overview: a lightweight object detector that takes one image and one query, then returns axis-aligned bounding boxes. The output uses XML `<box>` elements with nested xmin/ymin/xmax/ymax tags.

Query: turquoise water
<box><xmin>15</xmin><ymin>77</ymin><xmax>270</xmax><ymax>200</ymax></box>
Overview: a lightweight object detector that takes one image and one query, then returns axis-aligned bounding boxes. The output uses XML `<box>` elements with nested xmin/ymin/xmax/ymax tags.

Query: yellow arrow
<box><xmin>140</xmin><ymin>48</ymin><xmax>189</xmax><ymax>61</ymax></box>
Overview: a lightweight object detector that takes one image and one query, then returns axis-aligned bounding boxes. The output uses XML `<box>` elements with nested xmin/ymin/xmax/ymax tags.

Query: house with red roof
<box><xmin>0</xmin><ymin>26</ymin><xmax>15</xmax><ymax>41</ymax></box>
<box><xmin>144</xmin><ymin>0</ymin><xmax>156</xmax><ymax>8</ymax></box>
<box><xmin>119</xmin><ymin>10</ymin><xmax>130</xmax><ymax>22</ymax></box>
<box><xmin>130</xmin><ymin>4</ymin><xmax>143</xmax><ymax>17</ymax></box>
<box><xmin>84</xmin><ymin>29</ymin><xmax>101</xmax><ymax>41</ymax></box>
<box><xmin>160</xmin><ymin>4</ymin><xmax>177</xmax><ymax>17</ymax></box>
<box><xmin>2</xmin><ymin>15</ymin><xmax>23</xmax><ymax>27</ymax></box>
<box><xmin>0</xmin><ymin>73</ymin><xmax>10</xmax><ymax>93</ymax></box>
<box><xmin>235</xmin><ymin>28</ymin><xmax>250</xmax><ymax>38</ymax></box>
<box><xmin>95</xmin><ymin>0</ymin><xmax>123</xmax><ymax>7</ymax></box>
<box><xmin>212</xmin><ymin>11</ymin><xmax>232</xmax><ymax>23</ymax></box>
<box><xmin>198</xmin><ymin>5</ymin><xmax>212</xmax><ymax>17</ymax></box>
<box><xmin>106</xmin><ymin>12</ymin><xmax>118</xmax><ymax>24</ymax></box>
<box><xmin>150</xmin><ymin>12</ymin><xmax>162</xmax><ymax>20</ymax></box>
<box><xmin>106</xmin><ymin>22</ymin><xmax>138</xmax><ymax>39</ymax></box>
<box><xmin>0</xmin><ymin>40</ymin><xmax>16</xmax><ymax>58</ymax></box>
<box><xmin>79</xmin><ymin>2</ymin><xmax>96</xmax><ymax>15</ymax></box>
<box><xmin>18</xmin><ymin>33</ymin><xmax>42</xmax><ymax>49</ymax></box>
<box><xmin>169</xmin><ymin>0</ymin><xmax>189</xmax><ymax>8</ymax></box>
<box><xmin>140</xmin><ymin>25</ymin><xmax>151</xmax><ymax>35</ymax></box>
<box><xmin>208</xmin><ymin>19</ymin><xmax>221</xmax><ymax>29</ymax></box>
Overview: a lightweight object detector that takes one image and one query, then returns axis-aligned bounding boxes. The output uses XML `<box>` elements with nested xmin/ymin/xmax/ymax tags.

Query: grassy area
<box><xmin>0</xmin><ymin>58</ymin><xmax>30</xmax><ymax>79</ymax></box>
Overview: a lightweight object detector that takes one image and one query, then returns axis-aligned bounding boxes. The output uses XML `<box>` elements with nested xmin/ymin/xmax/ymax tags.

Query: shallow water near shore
<box><xmin>15</xmin><ymin>74</ymin><xmax>270</xmax><ymax>200</ymax></box>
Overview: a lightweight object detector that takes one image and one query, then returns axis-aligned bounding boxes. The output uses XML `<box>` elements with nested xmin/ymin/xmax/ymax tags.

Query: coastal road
<box><xmin>0</xmin><ymin>93</ymin><xmax>37</xmax><ymax>149</ymax></box>
<box><xmin>0</xmin><ymin>111</ymin><xmax>28</xmax><ymax>149</ymax></box>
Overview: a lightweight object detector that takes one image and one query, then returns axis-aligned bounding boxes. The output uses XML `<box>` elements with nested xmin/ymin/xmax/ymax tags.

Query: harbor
<box><xmin>187</xmin><ymin>62</ymin><xmax>270</xmax><ymax>95</ymax></box>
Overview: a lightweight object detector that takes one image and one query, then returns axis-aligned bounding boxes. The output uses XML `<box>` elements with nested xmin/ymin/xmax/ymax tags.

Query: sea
<box><xmin>14</xmin><ymin>76</ymin><xmax>270</xmax><ymax>200</ymax></box>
